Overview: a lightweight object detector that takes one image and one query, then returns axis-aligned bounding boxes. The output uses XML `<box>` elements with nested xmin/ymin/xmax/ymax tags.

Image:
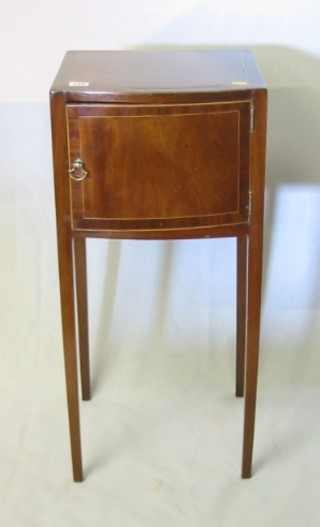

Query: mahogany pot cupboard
<box><xmin>50</xmin><ymin>50</ymin><xmax>267</xmax><ymax>481</ymax></box>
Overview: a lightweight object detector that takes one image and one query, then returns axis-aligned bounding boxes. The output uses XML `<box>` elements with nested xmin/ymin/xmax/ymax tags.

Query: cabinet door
<box><xmin>67</xmin><ymin>102</ymin><xmax>251</xmax><ymax>233</ymax></box>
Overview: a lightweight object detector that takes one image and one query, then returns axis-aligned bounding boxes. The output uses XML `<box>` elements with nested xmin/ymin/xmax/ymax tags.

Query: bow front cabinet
<box><xmin>50</xmin><ymin>50</ymin><xmax>267</xmax><ymax>481</ymax></box>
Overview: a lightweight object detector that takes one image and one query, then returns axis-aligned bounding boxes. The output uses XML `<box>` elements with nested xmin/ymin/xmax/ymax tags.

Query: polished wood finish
<box><xmin>67</xmin><ymin>101</ymin><xmax>250</xmax><ymax>232</ymax></box>
<box><xmin>50</xmin><ymin>50</ymin><xmax>267</xmax><ymax>481</ymax></box>
<box><xmin>74</xmin><ymin>237</ymin><xmax>90</xmax><ymax>401</ymax></box>
<box><xmin>236</xmin><ymin>235</ymin><xmax>247</xmax><ymax>398</ymax></box>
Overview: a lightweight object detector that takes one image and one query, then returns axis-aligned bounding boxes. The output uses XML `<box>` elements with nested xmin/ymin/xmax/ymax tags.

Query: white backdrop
<box><xmin>1</xmin><ymin>1</ymin><xmax>320</xmax><ymax>526</ymax></box>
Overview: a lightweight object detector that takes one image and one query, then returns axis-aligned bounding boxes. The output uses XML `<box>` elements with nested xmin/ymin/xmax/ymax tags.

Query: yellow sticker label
<box><xmin>69</xmin><ymin>81</ymin><xmax>90</xmax><ymax>87</ymax></box>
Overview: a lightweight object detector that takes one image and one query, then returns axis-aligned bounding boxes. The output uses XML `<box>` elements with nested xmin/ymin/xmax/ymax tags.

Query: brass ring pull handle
<box><xmin>68</xmin><ymin>159</ymin><xmax>88</xmax><ymax>181</ymax></box>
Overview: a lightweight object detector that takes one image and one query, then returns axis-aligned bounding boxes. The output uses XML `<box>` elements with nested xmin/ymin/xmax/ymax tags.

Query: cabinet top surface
<box><xmin>50</xmin><ymin>50</ymin><xmax>266</xmax><ymax>97</ymax></box>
